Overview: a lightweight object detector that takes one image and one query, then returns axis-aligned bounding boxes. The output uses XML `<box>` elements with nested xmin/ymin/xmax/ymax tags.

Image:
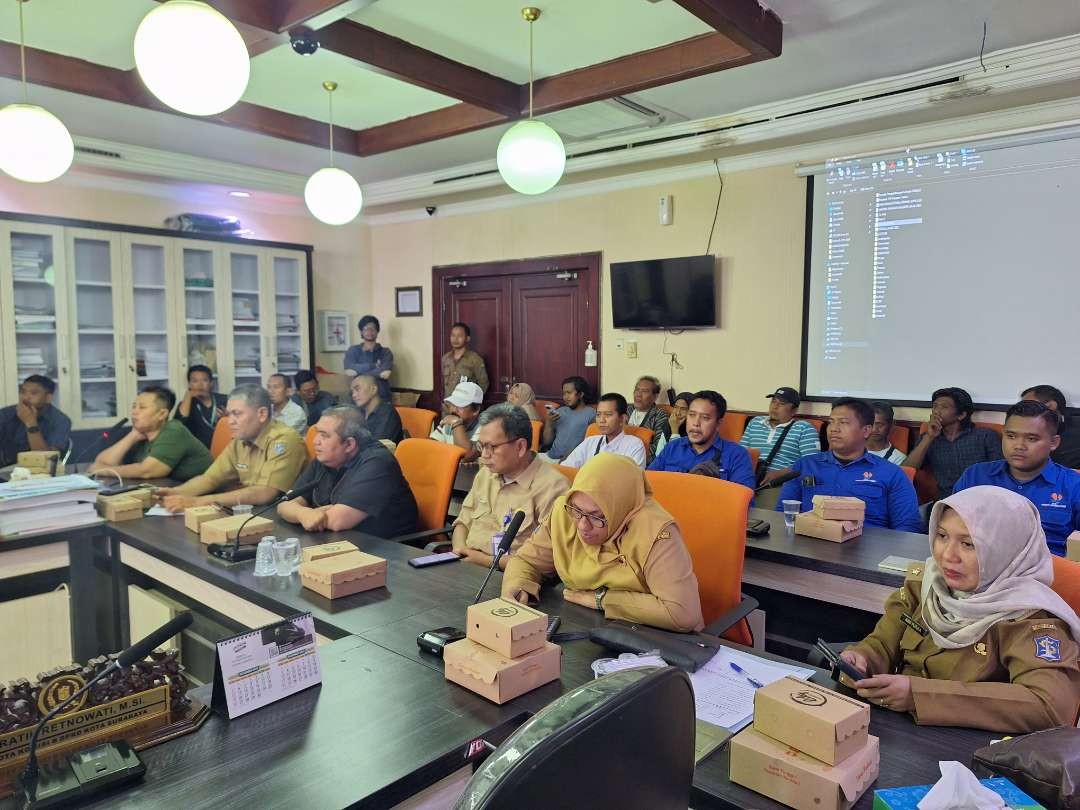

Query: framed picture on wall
<box><xmin>318</xmin><ymin>310</ymin><xmax>350</xmax><ymax>352</ymax></box>
<box><xmin>395</xmin><ymin>286</ymin><xmax>423</xmax><ymax>317</ymax></box>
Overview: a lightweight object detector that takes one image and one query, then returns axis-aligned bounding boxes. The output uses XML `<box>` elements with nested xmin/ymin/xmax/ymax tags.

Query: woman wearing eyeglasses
<box><xmin>502</xmin><ymin>453</ymin><xmax>704</xmax><ymax>632</ymax></box>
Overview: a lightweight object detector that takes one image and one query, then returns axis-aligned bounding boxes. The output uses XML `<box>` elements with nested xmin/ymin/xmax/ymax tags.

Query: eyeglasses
<box><xmin>472</xmin><ymin>439</ymin><xmax>518</xmax><ymax>455</ymax></box>
<box><xmin>564</xmin><ymin>502</ymin><xmax>607</xmax><ymax>529</ymax></box>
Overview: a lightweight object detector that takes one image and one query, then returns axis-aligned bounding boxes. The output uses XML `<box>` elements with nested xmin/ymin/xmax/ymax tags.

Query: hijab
<box><xmin>548</xmin><ymin>453</ymin><xmax>673</xmax><ymax>563</ymax></box>
<box><xmin>509</xmin><ymin>383</ymin><xmax>541</xmax><ymax>421</ymax></box>
<box><xmin>921</xmin><ymin>486</ymin><xmax>1080</xmax><ymax>648</ymax></box>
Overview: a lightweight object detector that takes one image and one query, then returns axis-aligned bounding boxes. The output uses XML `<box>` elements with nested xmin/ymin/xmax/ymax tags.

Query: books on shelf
<box><xmin>15</xmin><ymin>315</ymin><xmax>56</xmax><ymax>330</ymax></box>
<box><xmin>137</xmin><ymin>349</ymin><xmax>169</xmax><ymax>379</ymax></box>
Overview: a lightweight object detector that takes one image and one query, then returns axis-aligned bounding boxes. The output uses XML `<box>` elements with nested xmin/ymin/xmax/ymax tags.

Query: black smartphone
<box><xmin>546</xmin><ymin>616</ymin><xmax>561</xmax><ymax>639</ymax></box>
<box><xmin>747</xmin><ymin>518</ymin><xmax>771</xmax><ymax>537</ymax></box>
<box><xmin>417</xmin><ymin>626</ymin><xmax>466</xmax><ymax>656</ymax></box>
<box><xmin>99</xmin><ymin>483</ymin><xmax>146</xmax><ymax>497</ymax></box>
<box><xmin>815</xmin><ymin>638</ymin><xmax>866</xmax><ymax>682</ymax></box>
<box><xmin>408</xmin><ymin>552</ymin><xmax>461</xmax><ymax>568</ymax></box>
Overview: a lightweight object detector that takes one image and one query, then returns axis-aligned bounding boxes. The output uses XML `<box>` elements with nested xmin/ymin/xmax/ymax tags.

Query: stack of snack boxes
<box><xmin>795</xmin><ymin>495</ymin><xmax>866</xmax><ymax>543</ymax></box>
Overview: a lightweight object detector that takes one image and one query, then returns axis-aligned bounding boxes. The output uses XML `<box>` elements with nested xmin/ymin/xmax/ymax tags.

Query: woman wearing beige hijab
<box><xmin>507</xmin><ymin>382</ymin><xmax>541</xmax><ymax>421</ymax></box>
<box><xmin>502</xmin><ymin>453</ymin><xmax>704</xmax><ymax>632</ymax></box>
<box><xmin>842</xmin><ymin>485</ymin><xmax>1080</xmax><ymax>732</ymax></box>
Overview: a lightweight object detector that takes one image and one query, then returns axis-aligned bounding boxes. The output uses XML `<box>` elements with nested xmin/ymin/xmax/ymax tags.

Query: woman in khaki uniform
<box><xmin>842</xmin><ymin>486</ymin><xmax>1080</xmax><ymax>733</ymax></box>
<box><xmin>502</xmin><ymin>453</ymin><xmax>704</xmax><ymax>632</ymax></box>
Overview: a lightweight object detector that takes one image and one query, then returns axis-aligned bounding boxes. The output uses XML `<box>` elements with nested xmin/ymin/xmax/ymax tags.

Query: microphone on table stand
<box><xmin>473</xmin><ymin>510</ymin><xmax>526</xmax><ymax>603</ymax></box>
<box><xmin>207</xmin><ymin>480</ymin><xmax>319</xmax><ymax>563</ymax></box>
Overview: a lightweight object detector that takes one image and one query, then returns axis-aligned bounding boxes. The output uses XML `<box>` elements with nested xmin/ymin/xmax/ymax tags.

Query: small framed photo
<box><xmin>318</xmin><ymin>310</ymin><xmax>350</xmax><ymax>352</ymax></box>
<box><xmin>395</xmin><ymin>286</ymin><xmax>423</xmax><ymax>317</ymax></box>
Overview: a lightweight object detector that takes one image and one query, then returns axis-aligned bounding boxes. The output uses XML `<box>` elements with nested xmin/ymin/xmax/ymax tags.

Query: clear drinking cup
<box><xmin>273</xmin><ymin>537</ymin><xmax>301</xmax><ymax>576</ymax></box>
<box><xmin>782</xmin><ymin>500</ymin><xmax>802</xmax><ymax>530</ymax></box>
<box><xmin>253</xmin><ymin>537</ymin><xmax>277</xmax><ymax>577</ymax></box>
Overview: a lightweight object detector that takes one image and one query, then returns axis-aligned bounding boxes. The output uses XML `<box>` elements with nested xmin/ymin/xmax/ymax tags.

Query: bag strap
<box><xmin>757</xmin><ymin>421</ymin><xmax>795</xmax><ymax>481</ymax></box>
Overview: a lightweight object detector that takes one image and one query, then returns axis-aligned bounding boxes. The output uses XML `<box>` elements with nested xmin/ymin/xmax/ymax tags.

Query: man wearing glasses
<box><xmin>452</xmin><ymin>403</ymin><xmax>569</xmax><ymax>569</ymax></box>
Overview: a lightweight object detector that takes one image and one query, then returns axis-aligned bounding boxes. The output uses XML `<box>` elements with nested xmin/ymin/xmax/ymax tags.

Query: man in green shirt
<box><xmin>89</xmin><ymin>386</ymin><xmax>212</xmax><ymax>482</ymax></box>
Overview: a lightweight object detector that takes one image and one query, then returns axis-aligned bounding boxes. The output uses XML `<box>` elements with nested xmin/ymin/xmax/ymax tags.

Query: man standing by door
<box><xmin>441</xmin><ymin>322</ymin><xmax>489</xmax><ymax>408</ymax></box>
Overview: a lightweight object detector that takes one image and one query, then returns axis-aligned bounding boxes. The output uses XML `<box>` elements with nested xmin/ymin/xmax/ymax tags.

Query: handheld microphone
<box><xmin>756</xmin><ymin>468</ymin><xmax>801</xmax><ymax>492</ymax></box>
<box><xmin>207</xmin><ymin>480</ymin><xmax>319</xmax><ymax>563</ymax></box>
<box><xmin>473</xmin><ymin>509</ymin><xmax>526</xmax><ymax>603</ymax></box>
<box><xmin>19</xmin><ymin>613</ymin><xmax>193</xmax><ymax>804</ymax></box>
<box><xmin>72</xmin><ymin>418</ymin><xmax>128</xmax><ymax>467</ymax></box>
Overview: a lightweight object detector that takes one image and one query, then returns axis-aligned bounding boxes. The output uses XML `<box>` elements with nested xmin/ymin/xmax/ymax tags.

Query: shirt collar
<box><xmin>825</xmin><ymin>450</ymin><xmax>872</xmax><ymax>466</ymax></box>
<box><xmin>1004</xmin><ymin>458</ymin><xmax>1060</xmax><ymax>487</ymax></box>
<box><xmin>249</xmin><ymin>421</ymin><xmax>278</xmax><ymax>450</ymax></box>
<box><xmin>503</xmin><ymin>454</ymin><xmax>544</xmax><ymax>488</ymax></box>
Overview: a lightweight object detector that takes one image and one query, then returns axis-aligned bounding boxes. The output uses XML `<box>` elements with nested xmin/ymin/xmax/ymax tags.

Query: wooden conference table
<box><xmin>2</xmin><ymin>514</ymin><xmax>994</xmax><ymax>809</ymax></box>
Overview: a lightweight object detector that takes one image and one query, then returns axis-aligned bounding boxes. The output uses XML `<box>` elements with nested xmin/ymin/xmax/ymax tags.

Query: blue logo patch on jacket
<box><xmin>1034</xmin><ymin>635</ymin><xmax>1061</xmax><ymax>662</ymax></box>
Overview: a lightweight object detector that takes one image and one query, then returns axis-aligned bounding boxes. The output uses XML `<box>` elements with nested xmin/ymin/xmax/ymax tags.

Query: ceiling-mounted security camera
<box><xmin>290</xmin><ymin>29</ymin><xmax>320</xmax><ymax>56</ymax></box>
<box><xmin>425</xmin><ymin>206</ymin><xmax>437</xmax><ymax>216</ymax></box>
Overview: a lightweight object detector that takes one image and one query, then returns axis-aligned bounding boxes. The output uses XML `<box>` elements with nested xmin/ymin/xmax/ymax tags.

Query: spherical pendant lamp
<box><xmin>134</xmin><ymin>0</ymin><xmax>250</xmax><ymax>116</ymax></box>
<box><xmin>304</xmin><ymin>82</ymin><xmax>363</xmax><ymax>225</ymax></box>
<box><xmin>497</xmin><ymin>8</ymin><xmax>565</xmax><ymax>195</ymax></box>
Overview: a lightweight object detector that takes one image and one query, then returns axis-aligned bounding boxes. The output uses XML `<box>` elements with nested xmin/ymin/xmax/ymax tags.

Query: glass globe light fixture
<box><xmin>304</xmin><ymin>81</ymin><xmax>363</xmax><ymax>225</ymax></box>
<box><xmin>0</xmin><ymin>104</ymin><xmax>74</xmax><ymax>183</ymax></box>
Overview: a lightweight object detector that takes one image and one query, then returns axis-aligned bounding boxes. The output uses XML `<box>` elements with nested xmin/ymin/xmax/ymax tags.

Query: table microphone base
<box><xmin>207</xmin><ymin>543</ymin><xmax>258</xmax><ymax>564</ymax></box>
<box><xmin>19</xmin><ymin>741</ymin><xmax>146</xmax><ymax>808</ymax></box>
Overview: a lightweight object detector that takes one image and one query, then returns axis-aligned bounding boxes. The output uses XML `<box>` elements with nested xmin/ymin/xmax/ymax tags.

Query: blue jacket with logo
<box><xmin>776</xmin><ymin>451</ymin><xmax>922</xmax><ymax>532</ymax></box>
<box><xmin>954</xmin><ymin>460</ymin><xmax>1080</xmax><ymax>557</ymax></box>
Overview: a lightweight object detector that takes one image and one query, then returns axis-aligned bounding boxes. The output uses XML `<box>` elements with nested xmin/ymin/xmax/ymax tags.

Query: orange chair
<box><xmin>209</xmin><ymin>418</ymin><xmax>233</xmax><ymax>458</ymax></box>
<box><xmin>719</xmin><ymin>411</ymin><xmax>749</xmax><ymax>443</ymax></box>
<box><xmin>554</xmin><ymin>465</ymin><xmax>579</xmax><ymax>484</ymax></box>
<box><xmin>393</xmin><ymin>438</ymin><xmax>466</xmax><ymax>545</ymax></box>
<box><xmin>584</xmin><ymin>423</ymin><xmax>651</xmax><ymax>457</ymax></box>
<box><xmin>1051</xmin><ymin>556</ymin><xmax>1080</xmax><ymax>615</ymax></box>
<box><xmin>646</xmin><ymin>470</ymin><xmax>757</xmax><ymax>645</ymax></box>
<box><xmin>530</xmin><ymin>420</ymin><xmax>542</xmax><ymax>451</ymax></box>
<box><xmin>914</xmin><ymin>467</ymin><xmax>940</xmax><ymax>505</ymax></box>
<box><xmin>303</xmin><ymin>425</ymin><xmax>317</xmax><ymax>461</ymax></box>
<box><xmin>889</xmin><ymin>424</ymin><xmax>911</xmax><ymax>454</ymax></box>
<box><xmin>900</xmin><ymin>465</ymin><xmax>916</xmax><ymax>483</ymax></box>
<box><xmin>397</xmin><ymin>406</ymin><xmax>437</xmax><ymax>440</ymax></box>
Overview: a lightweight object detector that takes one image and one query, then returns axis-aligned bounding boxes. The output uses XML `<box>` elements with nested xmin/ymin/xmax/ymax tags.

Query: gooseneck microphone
<box><xmin>19</xmin><ymin>612</ymin><xmax>193</xmax><ymax>804</ymax></box>
<box><xmin>473</xmin><ymin>509</ymin><xmax>526</xmax><ymax>603</ymax></box>
<box><xmin>72</xmin><ymin>418</ymin><xmax>129</xmax><ymax>467</ymax></box>
<box><xmin>207</xmin><ymin>480</ymin><xmax>320</xmax><ymax>563</ymax></box>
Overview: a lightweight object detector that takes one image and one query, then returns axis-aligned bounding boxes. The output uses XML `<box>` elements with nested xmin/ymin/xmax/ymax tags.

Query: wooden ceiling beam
<box><xmin>316</xmin><ymin>20</ymin><xmax>522</xmax><ymax>117</ymax></box>
<box><xmin>273</xmin><ymin>0</ymin><xmax>370</xmax><ymax>32</ymax></box>
<box><xmin>354</xmin><ymin>104</ymin><xmax>508</xmax><ymax>156</ymax></box>
<box><xmin>670</xmin><ymin>0</ymin><xmax>783</xmax><ymax>59</ymax></box>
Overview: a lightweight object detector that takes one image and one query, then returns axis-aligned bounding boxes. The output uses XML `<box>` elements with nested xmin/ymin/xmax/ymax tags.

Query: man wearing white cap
<box><xmin>432</xmin><ymin>381</ymin><xmax>484</xmax><ymax>461</ymax></box>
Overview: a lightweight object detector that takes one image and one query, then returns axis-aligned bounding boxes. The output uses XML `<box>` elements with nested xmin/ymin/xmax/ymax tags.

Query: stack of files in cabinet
<box><xmin>15</xmin><ymin>315</ymin><xmax>54</xmax><ymax>331</ymax></box>
<box><xmin>0</xmin><ymin>474</ymin><xmax>102</xmax><ymax>538</ymax></box>
<box><xmin>137</xmin><ymin>349</ymin><xmax>169</xmax><ymax>379</ymax></box>
<box><xmin>17</xmin><ymin>348</ymin><xmax>48</xmax><ymax>376</ymax></box>
<box><xmin>276</xmin><ymin>313</ymin><xmax>298</xmax><ymax>331</ymax></box>
<box><xmin>12</xmin><ymin>248</ymin><xmax>44</xmax><ymax>277</ymax></box>
<box><xmin>80</xmin><ymin>361</ymin><xmax>115</xmax><ymax>379</ymax></box>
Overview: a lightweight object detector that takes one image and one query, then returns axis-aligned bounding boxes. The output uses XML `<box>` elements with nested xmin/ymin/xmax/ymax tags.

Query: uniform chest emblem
<box><xmin>973</xmin><ymin>642</ymin><xmax>987</xmax><ymax>656</ymax></box>
<box><xmin>1034</xmin><ymin>635</ymin><xmax>1062</xmax><ymax>662</ymax></box>
<box><xmin>862</xmin><ymin>472</ymin><xmax>873</xmax><ymax>479</ymax></box>
<box><xmin>274</xmin><ymin>442</ymin><xmax>287</xmax><ymax>456</ymax></box>
<box><xmin>1051</xmin><ymin>492</ymin><xmax>1063</xmax><ymax>502</ymax></box>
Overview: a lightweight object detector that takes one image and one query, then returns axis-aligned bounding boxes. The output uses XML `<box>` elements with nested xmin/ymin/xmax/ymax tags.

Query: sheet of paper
<box><xmin>690</xmin><ymin>647</ymin><xmax>814</xmax><ymax>731</ymax></box>
<box><xmin>879</xmin><ymin>554</ymin><xmax>921</xmax><ymax>572</ymax></box>
<box><xmin>145</xmin><ymin>505</ymin><xmax>180</xmax><ymax>517</ymax></box>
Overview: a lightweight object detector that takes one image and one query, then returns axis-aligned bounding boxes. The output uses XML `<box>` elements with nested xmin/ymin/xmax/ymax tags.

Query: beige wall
<box><xmin>0</xmin><ymin>175</ymin><xmax>371</xmax><ymax>378</ymax></box>
<box><xmin>369</xmin><ymin>163</ymin><xmax>810</xmax><ymax>412</ymax></box>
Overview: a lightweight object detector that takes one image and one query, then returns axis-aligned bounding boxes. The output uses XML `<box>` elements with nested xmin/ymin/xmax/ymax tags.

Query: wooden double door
<box><xmin>432</xmin><ymin>253</ymin><xmax>601</xmax><ymax>405</ymax></box>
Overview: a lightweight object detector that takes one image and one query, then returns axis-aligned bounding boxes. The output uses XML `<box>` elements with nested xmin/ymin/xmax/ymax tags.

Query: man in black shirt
<box><xmin>278</xmin><ymin>406</ymin><xmax>417</xmax><ymax>538</ymax></box>
<box><xmin>350</xmin><ymin>374</ymin><xmax>404</xmax><ymax>443</ymax></box>
<box><xmin>1022</xmin><ymin>384</ymin><xmax>1080</xmax><ymax>469</ymax></box>
<box><xmin>174</xmin><ymin>365</ymin><xmax>227</xmax><ymax>448</ymax></box>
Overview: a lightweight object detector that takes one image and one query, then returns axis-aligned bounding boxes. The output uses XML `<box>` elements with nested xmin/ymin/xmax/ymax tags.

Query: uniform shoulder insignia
<box><xmin>974</xmin><ymin>642</ymin><xmax>987</xmax><ymax>656</ymax></box>
<box><xmin>905</xmin><ymin>563</ymin><xmax>924</xmax><ymax>579</ymax></box>
<box><xmin>273</xmin><ymin>441</ymin><xmax>287</xmax><ymax>456</ymax></box>
<box><xmin>1033</xmin><ymin>635</ymin><xmax>1062</xmax><ymax>663</ymax></box>
<box><xmin>657</xmin><ymin>529</ymin><xmax>671</xmax><ymax>541</ymax></box>
<box><xmin>1030</xmin><ymin>622</ymin><xmax>1058</xmax><ymax>631</ymax></box>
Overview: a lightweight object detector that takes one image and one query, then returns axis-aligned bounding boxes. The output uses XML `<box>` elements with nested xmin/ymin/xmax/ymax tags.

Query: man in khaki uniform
<box><xmin>441</xmin><ymin>322</ymin><xmax>488</xmax><ymax>406</ymax></box>
<box><xmin>453</xmin><ymin>403</ymin><xmax>568</xmax><ymax>570</ymax></box>
<box><xmin>845</xmin><ymin>562</ymin><xmax>1080</xmax><ymax>732</ymax></box>
<box><xmin>158</xmin><ymin>384</ymin><xmax>308</xmax><ymax>511</ymax></box>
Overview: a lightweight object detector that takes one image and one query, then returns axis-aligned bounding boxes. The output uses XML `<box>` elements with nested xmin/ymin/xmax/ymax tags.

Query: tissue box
<box><xmin>730</xmin><ymin>727</ymin><xmax>879</xmax><ymax>810</ymax></box>
<box><xmin>443</xmin><ymin>638</ymin><xmax>561</xmax><ymax>704</ymax></box>
<box><xmin>466</xmin><ymin>598</ymin><xmax>548</xmax><ymax>658</ymax></box>
<box><xmin>301</xmin><ymin>540</ymin><xmax>359</xmax><ymax>564</ymax></box>
<box><xmin>753</xmin><ymin>676</ymin><xmax>870</xmax><ymax>765</ymax></box>
<box><xmin>199</xmin><ymin>514</ymin><xmax>274</xmax><ymax>545</ymax></box>
<box><xmin>1067</xmin><ymin>530</ymin><xmax>1080</xmax><ymax>562</ymax></box>
<box><xmin>299</xmin><ymin>551</ymin><xmax>387</xmax><ymax>599</ymax></box>
<box><xmin>795</xmin><ymin>512</ymin><xmax>863</xmax><ymax>543</ymax></box>
<box><xmin>872</xmin><ymin>777</ymin><xmax>1042</xmax><ymax>809</ymax></box>
<box><xmin>184</xmin><ymin>505</ymin><xmax>226</xmax><ymax>533</ymax></box>
<box><xmin>812</xmin><ymin>496</ymin><xmax>866</xmax><ymax>521</ymax></box>
<box><xmin>96</xmin><ymin>495</ymin><xmax>143</xmax><ymax>522</ymax></box>
<box><xmin>16</xmin><ymin>450</ymin><xmax>58</xmax><ymax>474</ymax></box>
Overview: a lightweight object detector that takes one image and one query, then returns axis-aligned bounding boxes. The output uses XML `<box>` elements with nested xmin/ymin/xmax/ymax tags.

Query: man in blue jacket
<box><xmin>777</xmin><ymin>397</ymin><xmax>921</xmax><ymax>532</ymax></box>
<box><xmin>649</xmin><ymin>390</ymin><xmax>756</xmax><ymax>492</ymax></box>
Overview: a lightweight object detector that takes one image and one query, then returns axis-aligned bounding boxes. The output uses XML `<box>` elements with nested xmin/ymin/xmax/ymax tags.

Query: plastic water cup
<box><xmin>782</xmin><ymin>499</ymin><xmax>801</xmax><ymax>529</ymax></box>
<box><xmin>253</xmin><ymin>537</ymin><xmax>277</xmax><ymax>577</ymax></box>
<box><xmin>273</xmin><ymin>537</ymin><xmax>300</xmax><ymax>576</ymax></box>
<box><xmin>233</xmin><ymin>504</ymin><xmax>253</xmax><ymax>515</ymax></box>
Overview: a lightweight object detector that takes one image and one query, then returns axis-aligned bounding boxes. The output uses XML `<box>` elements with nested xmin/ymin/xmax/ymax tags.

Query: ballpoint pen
<box><xmin>729</xmin><ymin>661</ymin><xmax>764</xmax><ymax>688</ymax></box>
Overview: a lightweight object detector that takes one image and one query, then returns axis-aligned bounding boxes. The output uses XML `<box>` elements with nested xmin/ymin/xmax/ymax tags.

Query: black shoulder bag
<box><xmin>755</xmin><ymin>421</ymin><xmax>795</xmax><ymax>486</ymax></box>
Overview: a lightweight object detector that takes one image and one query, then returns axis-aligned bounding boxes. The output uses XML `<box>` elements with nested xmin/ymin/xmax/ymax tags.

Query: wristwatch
<box><xmin>595</xmin><ymin>586</ymin><xmax>608</xmax><ymax>611</ymax></box>
<box><xmin>26</xmin><ymin>425</ymin><xmax>40</xmax><ymax>434</ymax></box>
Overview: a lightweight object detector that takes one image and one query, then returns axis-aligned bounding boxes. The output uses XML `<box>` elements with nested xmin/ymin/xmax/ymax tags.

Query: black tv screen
<box><xmin>610</xmin><ymin>255</ymin><xmax>717</xmax><ymax>329</ymax></box>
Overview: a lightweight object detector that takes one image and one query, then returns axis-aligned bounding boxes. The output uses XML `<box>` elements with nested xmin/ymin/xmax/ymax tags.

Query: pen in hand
<box><xmin>729</xmin><ymin>662</ymin><xmax>764</xmax><ymax>688</ymax></box>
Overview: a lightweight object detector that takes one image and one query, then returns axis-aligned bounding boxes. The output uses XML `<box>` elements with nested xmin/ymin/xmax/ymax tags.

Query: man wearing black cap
<box><xmin>739</xmin><ymin>387</ymin><xmax>821</xmax><ymax>492</ymax></box>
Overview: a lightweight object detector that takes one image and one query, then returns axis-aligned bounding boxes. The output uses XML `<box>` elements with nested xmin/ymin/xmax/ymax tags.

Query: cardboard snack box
<box><xmin>753</xmin><ymin>676</ymin><xmax>870</xmax><ymax>765</ymax></box>
<box><xmin>730</xmin><ymin>726</ymin><xmax>879</xmax><ymax>810</ymax></box>
<box><xmin>96</xmin><ymin>495</ymin><xmax>143</xmax><ymax>522</ymax></box>
<box><xmin>184</xmin><ymin>505</ymin><xmax>226</xmax><ymax>533</ymax></box>
<box><xmin>301</xmin><ymin>540</ymin><xmax>359</xmax><ymax>564</ymax></box>
<box><xmin>443</xmin><ymin>638</ymin><xmax>561</xmax><ymax>705</ymax></box>
<box><xmin>16</xmin><ymin>450</ymin><xmax>58</xmax><ymax>473</ymax></box>
<box><xmin>466</xmin><ymin>597</ymin><xmax>548</xmax><ymax>658</ymax></box>
<box><xmin>125</xmin><ymin>487</ymin><xmax>155</xmax><ymax>509</ymax></box>
<box><xmin>199</xmin><ymin>514</ymin><xmax>274</xmax><ymax>545</ymax></box>
<box><xmin>299</xmin><ymin>550</ymin><xmax>387</xmax><ymax>599</ymax></box>
<box><xmin>812</xmin><ymin>495</ymin><xmax>866</xmax><ymax>522</ymax></box>
<box><xmin>795</xmin><ymin>512</ymin><xmax>863</xmax><ymax>543</ymax></box>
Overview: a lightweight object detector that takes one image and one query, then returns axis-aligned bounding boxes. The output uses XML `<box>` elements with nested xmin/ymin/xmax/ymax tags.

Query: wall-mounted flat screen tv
<box><xmin>610</xmin><ymin>255</ymin><xmax>717</xmax><ymax>329</ymax></box>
